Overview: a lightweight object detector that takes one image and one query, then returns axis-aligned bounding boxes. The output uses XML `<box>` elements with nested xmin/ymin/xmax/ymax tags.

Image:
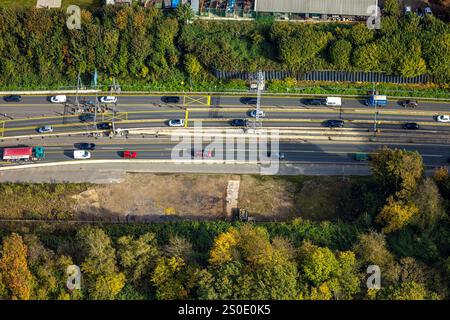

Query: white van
<box><xmin>50</xmin><ymin>95</ymin><xmax>67</xmax><ymax>103</ymax></box>
<box><xmin>325</xmin><ymin>97</ymin><xmax>342</xmax><ymax>106</ymax></box>
<box><xmin>73</xmin><ymin>150</ymin><xmax>91</xmax><ymax>159</ymax></box>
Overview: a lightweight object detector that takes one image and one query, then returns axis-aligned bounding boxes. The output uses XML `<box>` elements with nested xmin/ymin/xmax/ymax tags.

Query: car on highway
<box><xmin>99</xmin><ymin>96</ymin><xmax>117</xmax><ymax>104</ymax></box>
<box><xmin>4</xmin><ymin>95</ymin><xmax>22</xmax><ymax>102</ymax></box>
<box><xmin>97</xmin><ymin>122</ymin><xmax>111</xmax><ymax>130</ymax></box>
<box><xmin>49</xmin><ymin>95</ymin><xmax>67</xmax><ymax>103</ymax></box>
<box><xmin>79</xmin><ymin>113</ymin><xmax>95</xmax><ymax>122</ymax></box>
<box><xmin>230</xmin><ymin>119</ymin><xmax>247</xmax><ymax>127</ymax></box>
<box><xmin>161</xmin><ymin>96</ymin><xmax>180</xmax><ymax>104</ymax></box>
<box><xmin>168</xmin><ymin>119</ymin><xmax>185</xmax><ymax>127</ymax></box>
<box><xmin>123</xmin><ymin>151</ymin><xmax>137</xmax><ymax>159</ymax></box>
<box><xmin>194</xmin><ymin>149</ymin><xmax>212</xmax><ymax>158</ymax></box>
<box><xmin>324</xmin><ymin>119</ymin><xmax>345</xmax><ymax>128</ymax></box>
<box><xmin>403</xmin><ymin>122</ymin><xmax>420</xmax><ymax>130</ymax></box>
<box><xmin>74</xmin><ymin>143</ymin><xmax>96</xmax><ymax>150</ymax></box>
<box><xmin>436</xmin><ymin>115</ymin><xmax>450</xmax><ymax>123</ymax></box>
<box><xmin>73</xmin><ymin>150</ymin><xmax>91</xmax><ymax>159</ymax></box>
<box><xmin>37</xmin><ymin>125</ymin><xmax>53</xmax><ymax>133</ymax></box>
<box><xmin>302</xmin><ymin>99</ymin><xmax>323</xmax><ymax>106</ymax></box>
<box><xmin>401</xmin><ymin>100</ymin><xmax>418</xmax><ymax>108</ymax></box>
<box><xmin>241</xmin><ymin>97</ymin><xmax>257</xmax><ymax>105</ymax></box>
<box><xmin>250</xmin><ymin>109</ymin><xmax>265</xmax><ymax>118</ymax></box>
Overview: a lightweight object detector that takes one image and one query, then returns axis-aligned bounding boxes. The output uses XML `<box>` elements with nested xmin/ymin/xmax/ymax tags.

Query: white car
<box><xmin>73</xmin><ymin>150</ymin><xmax>91</xmax><ymax>159</ymax></box>
<box><xmin>99</xmin><ymin>96</ymin><xmax>117</xmax><ymax>104</ymax></box>
<box><xmin>405</xmin><ymin>6</ymin><xmax>412</xmax><ymax>15</ymax></box>
<box><xmin>168</xmin><ymin>119</ymin><xmax>185</xmax><ymax>127</ymax></box>
<box><xmin>436</xmin><ymin>115</ymin><xmax>450</xmax><ymax>123</ymax></box>
<box><xmin>250</xmin><ymin>109</ymin><xmax>265</xmax><ymax>118</ymax></box>
<box><xmin>38</xmin><ymin>125</ymin><xmax>53</xmax><ymax>133</ymax></box>
<box><xmin>50</xmin><ymin>95</ymin><xmax>67</xmax><ymax>103</ymax></box>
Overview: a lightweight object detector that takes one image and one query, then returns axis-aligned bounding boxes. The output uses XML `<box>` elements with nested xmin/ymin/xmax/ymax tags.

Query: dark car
<box><xmin>4</xmin><ymin>95</ymin><xmax>22</xmax><ymax>102</ymax></box>
<box><xmin>230</xmin><ymin>119</ymin><xmax>247</xmax><ymax>127</ymax></box>
<box><xmin>97</xmin><ymin>122</ymin><xmax>111</xmax><ymax>130</ymax></box>
<box><xmin>401</xmin><ymin>100</ymin><xmax>418</xmax><ymax>108</ymax></box>
<box><xmin>324</xmin><ymin>119</ymin><xmax>345</xmax><ymax>128</ymax></box>
<box><xmin>302</xmin><ymin>99</ymin><xmax>323</xmax><ymax>106</ymax></box>
<box><xmin>403</xmin><ymin>122</ymin><xmax>420</xmax><ymax>130</ymax></box>
<box><xmin>161</xmin><ymin>96</ymin><xmax>180</xmax><ymax>104</ymax></box>
<box><xmin>74</xmin><ymin>143</ymin><xmax>96</xmax><ymax>150</ymax></box>
<box><xmin>79</xmin><ymin>113</ymin><xmax>95</xmax><ymax>122</ymax></box>
<box><xmin>240</xmin><ymin>97</ymin><xmax>257</xmax><ymax>105</ymax></box>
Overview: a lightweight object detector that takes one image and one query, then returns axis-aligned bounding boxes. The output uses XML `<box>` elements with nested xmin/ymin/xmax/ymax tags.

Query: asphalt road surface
<box><xmin>1</xmin><ymin>139</ymin><xmax>449</xmax><ymax>167</ymax></box>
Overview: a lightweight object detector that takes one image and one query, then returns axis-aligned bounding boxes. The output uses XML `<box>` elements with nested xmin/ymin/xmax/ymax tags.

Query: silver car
<box><xmin>38</xmin><ymin>125</ymin><xmax>53</xmax><ymax>133</ymax></box>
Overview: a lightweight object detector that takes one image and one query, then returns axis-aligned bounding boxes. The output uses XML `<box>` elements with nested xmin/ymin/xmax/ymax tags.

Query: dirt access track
<box><xmin>71</xmin><ymin>173</ymin><xmax>368</xmax><ymax>222</ymax></box>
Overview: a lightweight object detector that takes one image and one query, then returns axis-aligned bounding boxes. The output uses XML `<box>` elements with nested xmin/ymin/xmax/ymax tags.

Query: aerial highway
<box><xmin>0</xmin><ymin>93</ymin><xmax>449</xmax><ymax>170</ymax></box>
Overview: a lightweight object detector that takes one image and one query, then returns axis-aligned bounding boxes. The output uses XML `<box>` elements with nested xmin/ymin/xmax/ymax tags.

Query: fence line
<box><xmin>213</xmin><ymin>70</ymin><xmax>433</xmax><ymax>84</ymax></box>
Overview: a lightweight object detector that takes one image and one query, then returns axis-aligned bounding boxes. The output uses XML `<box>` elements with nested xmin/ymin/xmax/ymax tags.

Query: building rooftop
<box><xmin>254</xmin><ymin>0</ymin><xmax>379</xmax><ymax>16</ymax></box>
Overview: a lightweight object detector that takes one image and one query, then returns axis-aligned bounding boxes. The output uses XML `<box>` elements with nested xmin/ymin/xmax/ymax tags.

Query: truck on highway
<box><xmin>325</xmin><ymin>97</ymin><xmax>342</xmax><ymax>106</ymax></box>
<box><xmin>2</xmin><ymin>146</ymin><xmax>45</xmax><ymax>161</ymax></box>
<box><xmin>366</xmin><ymin>95</ymin><xmax>387</xmax><ymax>107</ymax></box>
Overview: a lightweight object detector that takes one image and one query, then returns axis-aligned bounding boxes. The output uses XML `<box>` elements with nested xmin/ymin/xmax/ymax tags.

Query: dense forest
<box><xmin>0</xmin><ymin>1</ymin><xmax>450</xmax><ymax>90</ymax></box>
<box><xmin>0</xmin><ymin>148</ymin><xmax>449</xmax><ymax>300</ymax></box>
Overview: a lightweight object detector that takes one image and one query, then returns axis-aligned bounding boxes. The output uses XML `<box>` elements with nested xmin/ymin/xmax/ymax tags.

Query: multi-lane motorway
<box><xmin>1</xmin><ymin>93</ymin><xmax>450</xmax><ymax>169</ymax></box>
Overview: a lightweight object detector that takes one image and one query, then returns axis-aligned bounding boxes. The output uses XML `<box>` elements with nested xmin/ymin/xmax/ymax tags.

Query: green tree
<box><xmin>352</xmin><ymin>43</ymin><xmax>381</xmax><ymax>71</ymax></box>
<box><xmin>376</xmin><ymin>196</ymin><xmax>419</xmax><ymax>234</ymax></box>
<box><xmin>383</xmin><ymin>0</ymin><xmax>401</xmax><ymax>17</ymax></box>
<box><xmin>412</xmin><ymin>178</ymin><xmax>445</xmax><ymax>231</ymax></box>
<box><xmin>349</xmin><ymin>23</ymin><xmax>374</xmax><ymax>46</ymax></box>
<box><xmin>378</xmin><ymin>281</ymin><xmax>428</xmax><ymax>300</ymax></box>
<box><xmin>76</xmin><ymin>226</ymin><xmax>125</xmax><ymax>300</ymax></box>
<box><xmin>117</xmin><ymin>233</ymin><xmax>160</xmax><ymax>284</ymax></box>
<box><xmin>184</xmin><ymin>54</ymin><xmax>202</xmax><ymax>79</ymax></box>
<box><xmin>329</xmin><ymin>39</ymin><xmax>352</xmax><ymax>69</ymax></box>
<box><xmin>370</xmin><ymin>147</ymin><xmax>424</xmax><ymax>198</ymax></box>
<box><xmin>353</xmin><ymin>232</ymin><xmax>400</xmax><ymax>286</ymax></box>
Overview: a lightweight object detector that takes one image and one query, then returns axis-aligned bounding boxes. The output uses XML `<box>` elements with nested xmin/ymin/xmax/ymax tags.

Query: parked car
<box><xmin>302</xmin><ymin>99</ymin><xmax>323</xmax><ymax>106</ymax></box>
<box><xmin>79</xmin><ymin>113</ymin><xmax>95</xmax><ymax>122</ymax></box>
<box><xmin>424</xmin><ymin>7</ymin><xmax>432</xmax><ymax>15</ymax></box>
<box><xmin>97</xmin><ymin>122</ymin><xmax>111</xmax><ymax>130</ymax></box>
<box><xmin>416</xmin><ymin>7</ymin><xmax>424</xmax><ymax>17</ymax></box>
<box><xmin>401</xmin><ymin>100</ymin><xmax>418</xmax><ymax>108</ymax></box>
<box><xmin>99</xmin><ymin>96</ymin><xmax>117</xmax><ymax>104</ymax></box>
<box><xmin>403</xmin><ymin>122</ymin><xmax>420</xmax><ymax>130</ymax></box>
<box><xmin>250</xmin><ymin>109</ymin><xmax>265</xmax><ymax>118</ymax></box>
<box><xmin>324</xmin><ymin>119</ymin><xmax>345</xmax><ymax>128</ymax></box>
<box><xmin>436</xmin><ymin>115</ymin><xmax>450</xmax><ymax>123</ymax></box>
<box><xmin>74</xmin><ymin>143</ymin><xmax>96</xmax><ymax>150</ymax></box>
<box><xmin>161</xmin><ymin>96</ymin><xmax>180</xmax><ymax>104</ymax></box>
<box><xmin>4</xmin><ymin>95</ymin><xmax>22</xmax><ymax>102</ymax></box>
<box><xmin>123</xmin><ymin>151</ymin><xmax>137</xmax><ymax>159</ymax></box>
<box><xmin>241</xmin><ymin>97</ymin><xmax>257</xmax><ymax>105</ymax></box>
<box><xmin>168</xmin><ymin>119</ymin><xmax>185</xmax><ymax>127</ymax></box>
<box><xmin>405</xmin><ymin>6</ymin><xmax>412</xmax><ymax>15</ymax></box>
<box><xmin>38</xmin><ymin>125</ymin><xmax>53</xmax><ymax>133</ymax></box>
<box><xmin>73</xmin><ymin>150</ymin><xmax>91</xmax><ymax>159</ymax></box>
<box><xmin>50</xmin><ymin>95</ymin><xmax>67</xmax><ymax>103</ymax></box>
<box><xmin>230</xmin><ymin>119</ymin><xmax>247</xmax><ymax>127</ymax></box>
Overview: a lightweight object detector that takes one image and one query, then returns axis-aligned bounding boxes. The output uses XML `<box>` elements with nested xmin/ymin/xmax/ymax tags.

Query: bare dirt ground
<box><xmin>70</xmin><ymin>173</ymin><xmax>366</xmax><ymax>222</ymax></box>
<box><xmin>71</xmin><ymin>173</ymin><xmax>300</xmax><ymax>221</ymax></box>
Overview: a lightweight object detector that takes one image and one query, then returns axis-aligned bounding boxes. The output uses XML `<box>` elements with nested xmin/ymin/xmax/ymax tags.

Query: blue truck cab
<box><xmin>366</xmin><ymin>95</ymin><xmax>387</xmax><ymax>107</ymax></box>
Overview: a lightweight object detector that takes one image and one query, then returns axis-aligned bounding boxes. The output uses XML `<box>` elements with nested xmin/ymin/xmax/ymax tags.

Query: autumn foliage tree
<box><xmin>0</xmin><ymin>233</ymin><xmax>34</xmax><ymax>300</ymax></box>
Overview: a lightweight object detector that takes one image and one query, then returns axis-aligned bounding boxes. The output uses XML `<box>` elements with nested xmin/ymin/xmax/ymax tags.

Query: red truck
<box><xmin>2</xmin><ymin>146</ymin><xmax>45</xmax><ymax>161</ymax></box>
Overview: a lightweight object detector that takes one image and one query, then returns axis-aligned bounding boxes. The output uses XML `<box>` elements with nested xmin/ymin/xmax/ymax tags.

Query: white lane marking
<box><xmin>422</xmin><ymin>154</ymin><xmax>444</xmax><ymax>157</ymax></box>
<box><xmin>100</xmin><ymin>147</ymin><xmax>124</xmax><ymax>150</ymax></box>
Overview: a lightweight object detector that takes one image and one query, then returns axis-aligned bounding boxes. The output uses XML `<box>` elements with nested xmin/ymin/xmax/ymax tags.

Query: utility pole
<box><xmin>250</xmin><ymin>70</ymin><xmax>264</xmax><ymax>129</ymax></box>
<box><xmin>372</xmin><ymin>83</ymin><xmax>378</xmax><ymax>135</ymax></box>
